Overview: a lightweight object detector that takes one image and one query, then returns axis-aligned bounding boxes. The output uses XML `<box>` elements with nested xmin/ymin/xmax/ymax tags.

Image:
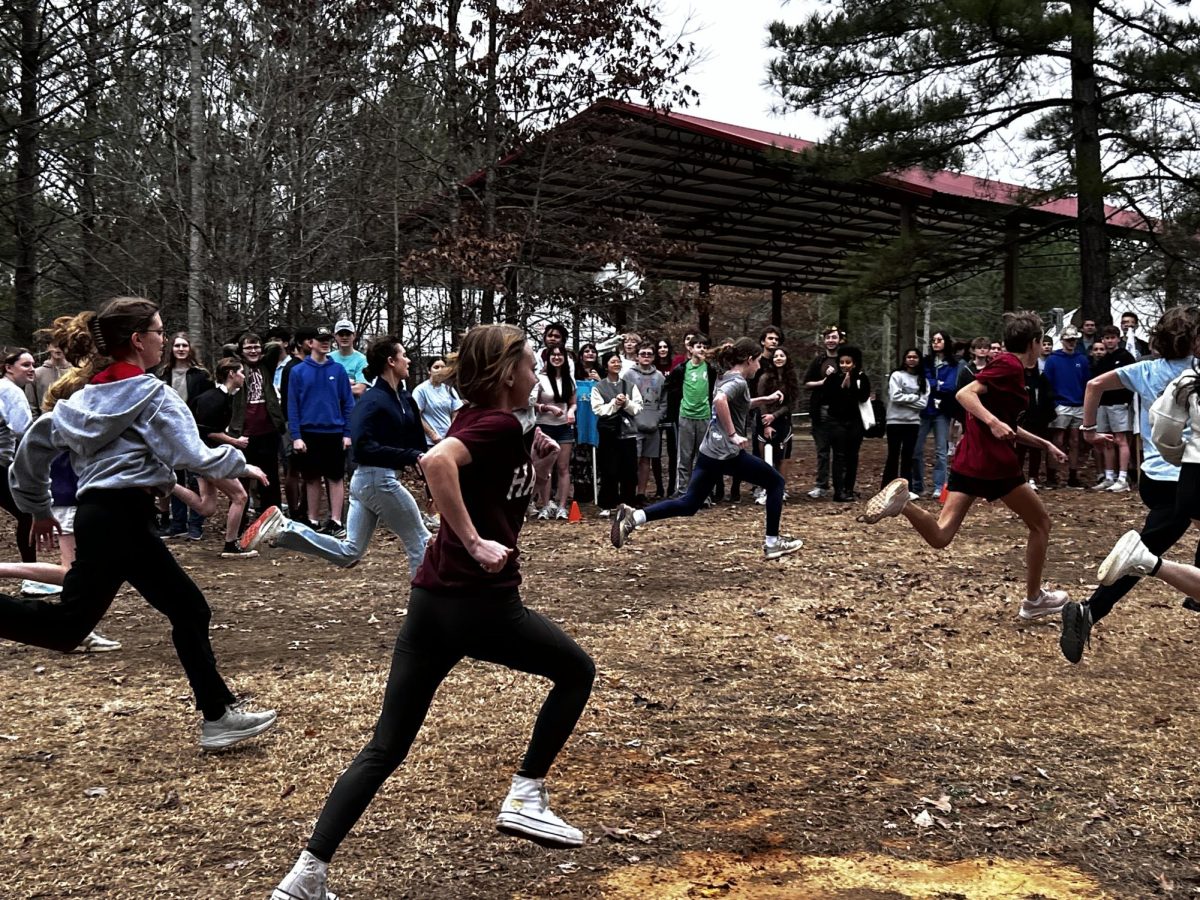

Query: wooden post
<box><xmin>896</xmin><ymin>203</ymin><xmax>918</xmax><ymax>361</ymax></box>
<box><xmin>771</xmin><ymin>279</ymin><xmax>783</xmax><ymax>328</ymax></box>
<box><xmin>1003</xmin><ymin>218</ymin><xmax>1020</xmax><ymax>312</ymax></box>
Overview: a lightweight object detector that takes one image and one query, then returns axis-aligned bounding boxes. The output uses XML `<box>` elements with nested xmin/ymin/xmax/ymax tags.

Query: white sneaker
<box><xmin>422</xmin><ymin>512</ymin><xmax>440</xmax><ymax>532</ymax></box>
<box><xmin>496</xmin><ymin>775</ymin><xmax>583</xmax><ymax>848</ymax></box>
<box><xmin>807</xmin><ymin>486</ymin><xmax>827</xmax><ymax>499</ymax></box>
<box><xmin>555</xmin><ymin>505</ymin><xmax>569</xmax><ymax>520</ymax></box>
<box><xmin>240</xmin><ymin>505</ymin><xmax>286</xmax><ymax>551</ymax></box>
<box><xmin>1106</xmin><ymin>479</ymin><xmax>1130</xmax><ymax>493</ymax></box>
<box><xmin>537</xmin><ymin>502</ymin><xmax>557</xmax><ymax>521</ymax></box>
<box><xmin>20</xmin><ymin>580</ymin><xmax>62</xmax><ymax>597</ymax></box>
<box><xmin>1098</xmin><ymin>530</ymin><xmax>1158</xmax><ymax>586</ymax></box>
<box><xmin>610</xmin><ymin>504</ymin><xmax>636</xmax><ymax>548</ymax></box>
<box><xmin>1019</xmin><ymin>587</ymin><xmax>1069</xmax><ymax>620</ymax></box>
<box><xmin>1027</xmin><ymin>479</ymin><xmax>1039</xmax><ymax>492</ymax></box>
<box><xmin>199</xmin><ymin>704</ymin><xmax>277</xmax><ymax>751</ymax></box>
<box><xmin>598</xmin><ymin>508</ymin><xmax>612</xmax><ymax>518</ymax></box>
<box><xmin>763</xmin><ymin>536</ymin><xmax>803</xmax><ymax>560</ymax></box>
<box><xmin>271</xmin><ymin>850</ymin><xmax>339</xmax><ymax>900</ymax></box>
<box><xmin>73</xmin><ymin>631</ymin><xmax>122</xmax><ymax>653</ymax></box>
<box><xmin>857</xmin><ymin>478</ymin><xmax>910</xmax><ymax>524</ymax></box>
<box><xmin>1092</xmin><ymin>477</ymin><xmax>1114</xmax><ymax>491</ymax></box>
<box><xmin>908</xmin><ymin>491</ymin><xmax>921</xmax><ymax>501</ymax></box>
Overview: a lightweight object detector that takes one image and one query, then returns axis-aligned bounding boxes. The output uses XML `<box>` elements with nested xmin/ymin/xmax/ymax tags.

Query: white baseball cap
<box><xmin>334</xmin><ymin>319</ymin><xmax>354</xmax><ymax>334</ymax></box>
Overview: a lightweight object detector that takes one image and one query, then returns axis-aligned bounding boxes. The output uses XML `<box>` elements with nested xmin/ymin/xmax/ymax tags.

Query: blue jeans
<box><xmin>912</xmin><ymin>413</ymin><xmax>950</xmax><ymax>494</ymax></box>
<box><xmin>169</xmin><ymin>469</ymin><xmax>204</xmax><ymax>537</ymax></box>
<box><xmin>274</xmin><ymin>466</ymin><xmax>430</xmax><ymax>573</ymax></box>
<box><xmin>646</xmin><ymin>449</ymin><xmax>785</xmax><ymax>536</ymax></box>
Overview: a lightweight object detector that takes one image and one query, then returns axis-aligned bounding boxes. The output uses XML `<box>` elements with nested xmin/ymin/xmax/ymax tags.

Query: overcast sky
<box><xmin>660</xmin><ymin>0</ymin><xmax>830</xmax><ymax>140</ymax></box>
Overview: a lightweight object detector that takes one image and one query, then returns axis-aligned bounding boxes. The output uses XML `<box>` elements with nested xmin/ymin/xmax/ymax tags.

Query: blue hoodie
<box><xmin>1043</xmin><ymin>348</ymin><xmax>1090</xmax><ymax>406</ymax></box>
<box><xmin>287</xmin><ymin>356</ymin><xmax>355</xmax><ymax>439</ymax></box>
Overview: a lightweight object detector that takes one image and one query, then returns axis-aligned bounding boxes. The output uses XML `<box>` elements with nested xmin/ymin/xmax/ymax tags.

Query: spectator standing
<box><xmin>756</xmin><ymin>346</ymin><xmax>800</xmax><ymax>494</ymax></box>
<box><xmin>280</xmin><ymin>327</ymin><xmax>315</xmax><ymax>521</ymax></box>
<box><xmin>29</xmin><ymin>339</ymin><xmax>72</xmax><ymax>416</ymax></box>
<box><xmin>287</xmin><ymin>325</ymin><xmax>355</xmax><ymax>535</ymax></box>
<box><xmin>652</xmin><ymin>338</ymin><xmax>675</xmax><ymax>498</ymax></box>
<box><xmin>823</xmin><ymin>345</ymin><xmax>871</xmax><ymax>502</ymax></box>
<box><xmin>911</xmin><ymin>329</ymin><xmax>960</xmax><ymax>498</ymax></box>
<box><xmin>591</xmin><ymin>350</ymin><xmax>642</xmax><ymax>516</ymax></box>
<box><xmin>619</xmin><ymin>332</ymin><xmax>641</xmax><ymax>376</ymax></box>
<box><xmin>331</xmin><ymin>319</ymin><xmax>369</xmax><ymax>398</ymax></box>
<box><xmin>0</xmin><ymin>350</ymin><xmax>36</xmax><ymax>564</ymax></box>
<box><xmin>626</xmin><ymin>342</ymin><xmax>666</xmax><ymax>504</ymax></box>
<box><xmin>882</xmin><ymin>348</ymin><xmax>929</xmax><ymax>490</ymax></box>
<box><xmin>1043</xmin><ymin>324</ymin><xmax>1091</xmax><ymax>487</ymax></box>
<box><xmin>803</xmin><ymin>325</ymin><xmax>843</xmax><ymax>498</ymax></box>
<box><xmin>1090</xmin><ymin>325</ymin><xmax>1136</xmax><ymax>491</ymax></box>
<box><xmin>538</xmin><ymin>321</ymin><xmax>570</xmax><ymax>373</ymax></box>
<box><xmin>1079</xmin><ymin>319</ymin><xmax>1098</xmax><ymax>355</ymax></box>
<box><xmin>576</xmin><ymin>343</ymin><xmax>600</xmax><ymax>380</ymax></box>
<box><xmin>665</xmin><ymin>334</ymin><xmax>717</xmax><ymax>497</ymax></box>
<box><xmin>158</xmin><ymin>332</ymin><xmax>212</xmax><ymax>539</ymax></box>
<box><xmin>532</xmin><ymin>346</ymin><xmax>577</xmax><ymax>520</ymax></box>
<box><xmin>229</xmin><ymin>332</ymin><xmax>285</xmax><ymax>514</ymax></box>
<box><xmin>413</xmin><ymin>357</ymin><xmax>464</xmax><ymax>448</ymax></box>
<box><xmin>1017</xmin><ymin>349</ymin><xmax>1056</xmax><ymax>490</ymax></box>
<box><xmin>1121</xmin><ymin>311</ymin><xmax>1151</xmax><ymax>359</ymax></box>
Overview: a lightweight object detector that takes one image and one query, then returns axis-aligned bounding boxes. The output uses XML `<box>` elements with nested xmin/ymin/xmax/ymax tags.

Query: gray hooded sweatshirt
<box><xmin>9</xmin><ymin>375</ymin><xmax>247</xmax><ymax>520</ymax></box>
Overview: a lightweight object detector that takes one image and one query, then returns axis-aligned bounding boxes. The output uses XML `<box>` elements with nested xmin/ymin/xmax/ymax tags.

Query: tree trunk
<box><xmin>14</xmin><ymin>0</ymin><xmax>40</xmax><ymax>344</ymax></box>
<box><xmin>444</xmin><ymin>0</ymin><xmax>465</xmax><ymax>346</ymax></box>
<box><xmin>1070</xmin><ymin>0</ymin><xmax>1110</xmax><ymax>325</ymax></box>
<box><xmin>479</xmin><ymin>0</ymin><xmax>500</xmax><ymax>325</ymax></box>
<box><xmin>187</xmin><ymin>0</ymin><xmax>208</xmax><ymax>358</ymax></box>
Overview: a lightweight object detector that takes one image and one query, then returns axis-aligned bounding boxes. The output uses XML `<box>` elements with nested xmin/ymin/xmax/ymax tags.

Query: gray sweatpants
<box><xmin>675</xmin><ymin>416</ymin><xmax>708</xmax><ymax>495</ymax></box>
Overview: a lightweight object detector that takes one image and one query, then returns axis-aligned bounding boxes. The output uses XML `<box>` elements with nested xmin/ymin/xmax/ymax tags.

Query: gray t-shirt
<box><xmin>700</xmin><ymin>372</ymin><xmax>750</xmax><ymax>460</ymax></box>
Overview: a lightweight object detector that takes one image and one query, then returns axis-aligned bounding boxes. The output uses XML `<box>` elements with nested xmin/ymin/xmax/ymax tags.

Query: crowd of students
<box><xmin>5</xmin><ymin>295</ymin><xmax>1199</xmax><ymax>900</ymax></box>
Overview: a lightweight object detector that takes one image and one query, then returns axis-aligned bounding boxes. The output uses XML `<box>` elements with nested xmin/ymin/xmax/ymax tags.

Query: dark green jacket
<box><xmin>226</xmin><ymin>341</ymin><xmax>286</xmax><ymax>437</ymax></box>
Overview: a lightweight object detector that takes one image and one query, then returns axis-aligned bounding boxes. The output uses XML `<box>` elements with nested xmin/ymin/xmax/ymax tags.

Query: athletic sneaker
<box><xmin>241</xmin><ymin>505</ymin><xmax>286</xmax><ymax>551</ymax></box>
<box><xmin>20</xmin><ymin>580</ymin><xmax>62</xmax><ymax>597</ymax></box>
<box><xmin>73</xmin><ymin>631</ymin><xmax>122</xmax><ymax>653</ymax></box>
<box><xmin>857</xmin><ymin>478</ymin><xmax>910</xmax><ymax>524</ymax></box>
<box><xmin>221</xmin><ymin>541</ymin><xmax>258</xmax><ymax>559</ymax></box>
<box><xmin>598</xmin><ymin>508</ymin><xmax>612</xmax><ymax>518</ymax></box>
<box><xmin>1098</xmin><ymin>530</ymin><xmax>1158</xmax><ymax>586</ymax></box>
<box><xmin>807</xmin><ymin>486</ymin><xmax>827</xmax><ymax>499</ymax></box>
<box><xmin>1092</xmin><ymin>476</ymin><xmax>1114</xmax><ymax>491</ymax></box>
<box><xmin>762</xmin><ymin>536</ymin><xmax>803</xmax><ymax>560</ymax></box>
<box><xmin>319</xmin><ymin>520</ymin><xmax>347</xmax><ymax>540</ymax></box>
<box><xmin>422</xmin><ymin>512</ymin><xmax>440</xmax><ymax>532</ymax></box>
<box><xmin>537</xmin><ymin>502</ymin><xmax>557</xmax><ymax>521</ymax></box>
<box><xmin>610</xmin><ymin>503</ymin><xmax>636</xmax><ymax>548</ymax></box>
<box><xmin>1059</xmin><ymin>601</ymin><xmax>1093</xmax><ymax>664</ymax></box>
<box><xmin>555</xmin><ymin>505</ymin><xmax>569</xmax><ymax>520</ymax></box>
<box><xmin>199</xmin><ymin>704</ymin><xmax>277</xmax><ymax>751</ymax></box>
<box><xmin>495</xmin><ymin>775</ymin><xmax>583</xmax><ymax>848</ymax></box>
<box><xmin>1018</xmin><ymin>587</ymin><xmax>1069</xmax><ymax>620</ymax></box>
<box><xmin>1027</xmin><ymin>479</ymin><xmax>1039</xmax><ymax>493</ymax></box>
<box><xmin>1106</xmin><ymin>480</ymin><xmax>1130</xmax><ymax>493</ymax></box>
<box><xmin>271</xmin><ymin>850</ymin><xmax>339</xmax><ymax>900</ymax></box>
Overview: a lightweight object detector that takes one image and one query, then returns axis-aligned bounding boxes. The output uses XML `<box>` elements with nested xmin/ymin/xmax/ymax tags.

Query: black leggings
<box><xmin>0</xmin><ymin>464</ymin><xmax>35</xmax><ymax>562</ymax></box>
<box><xmin>1088</xmin><ymin>470</ymin><xmax>1200</xmax><ymax>622</ymax></box>
<box><xmin>882</xmin><ymin>423</ymin><xmax>919</xmax><ymax>486</ymax></box>
<box><xmin>645</xmin><ymin>448</ymin><xmax>785</xmax><ymax>535</ymax></box>
<box><xmin>0</xmin><ymin>489</ymin><xmax>235</xmax><ymax>717</ymax></box>
<box><xmin>306</xmin><ymin>587</ymin><xmax>595</xmax><ymax>862</ymax></box>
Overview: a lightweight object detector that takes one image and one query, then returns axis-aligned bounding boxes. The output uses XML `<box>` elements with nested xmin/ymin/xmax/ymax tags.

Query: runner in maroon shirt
<box><xmin>859</xmin><ymin>311</ymin><xmax>1071</xmax><ymax>621</ymax></box>
<box><xmin>271</xmin><ymin>325</ymin><xmax>596</xmax><ymax>900</ymax></box>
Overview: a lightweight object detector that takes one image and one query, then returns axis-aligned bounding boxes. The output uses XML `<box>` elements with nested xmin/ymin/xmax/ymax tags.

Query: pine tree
<box><xmin>767</xmin><ymin>0</ymin><xmax>1200</xmax><ymax>325</ymax></box>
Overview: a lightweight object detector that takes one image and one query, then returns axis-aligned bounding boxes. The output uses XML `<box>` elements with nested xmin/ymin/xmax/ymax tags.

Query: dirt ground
<box><xmin>4</xmin><ymin>438</ymin><xmax>1200</xmax><ymax>899</ymax></box>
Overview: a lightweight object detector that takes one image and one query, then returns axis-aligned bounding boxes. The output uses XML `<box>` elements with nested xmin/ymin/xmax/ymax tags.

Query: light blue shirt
<box><xmin>330</xmin><ymin>349</ymin><xmax>369</xmax><ymax>386</ymax></box>
<box><xmin>1117</xmin><ymin>356</ymin><xmax>1195</xmax><ymax>481</ymax></box>
<box><xmin>412</xmin><ymin>380</ymin><xmax>463</xmax><ymax>447</ymax></box>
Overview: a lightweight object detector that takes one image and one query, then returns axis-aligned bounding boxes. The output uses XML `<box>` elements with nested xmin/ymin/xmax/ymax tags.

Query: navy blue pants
<box><xmin>644</xmin><ymin>449</ymin><xmax>785</xmax><ymax>535</ymax></box>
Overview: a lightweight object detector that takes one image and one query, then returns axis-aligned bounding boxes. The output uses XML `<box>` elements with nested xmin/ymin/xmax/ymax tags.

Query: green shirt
<box><xmin>680</xmin><ymin>359</ymin><xmax>711</xmax><ymax>420</ymax></box>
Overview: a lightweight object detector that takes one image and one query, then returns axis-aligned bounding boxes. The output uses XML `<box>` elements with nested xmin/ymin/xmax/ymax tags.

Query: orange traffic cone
<box><xmin>567</xmin><ymin>500</ymin><xmax>583</xmax><ymax>522</ymax></box>
<box><xmin>938</xmin><ymin>483</ymin><xmax>948</xmax><ymax>505</ymax></box>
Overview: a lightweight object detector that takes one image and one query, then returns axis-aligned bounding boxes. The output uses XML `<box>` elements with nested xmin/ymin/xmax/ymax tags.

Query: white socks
<box><xmin>765</xmin><ymin>535</ymin><xmax>780</xmax><ymax>547</ymax></box>
<box><xmin>632</xmin><ymin>509</ymin><xmax>647</xmax><ymax>526</ymax></box>
<box><xmin>1105</xmin><ymin>469</ymin><xmax>1115</xmax><ymax>480</ymax></box>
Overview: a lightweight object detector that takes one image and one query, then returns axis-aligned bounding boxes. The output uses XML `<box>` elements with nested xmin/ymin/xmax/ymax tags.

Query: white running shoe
<box><xmin>555</xmin><ymin>505</ymin><xmax>569</xmax><ymax>520</ymax></box>
<box><xmin>806</xmin><ymin>486</ymin><xmax>827</xmax><ymax>499</ymax></box>
<box><xmin>857</xmin><ymin>478</ymin><xmax>911</xmax><ymax>524</ymax></box>
<box><xmin>20</xmin><ymin>580</ymin><xmax>62</xmax><ymax>597</ymax></box>
<box><xmin>763</xmin><ymin>536</ymin><xmax>803</xmax><ymax>560</ymax></box>
<box><xmin>1098</xmin><ymin>530</ymin><xmax>1158</xmax><ymax>586</ymax></box>
<box><xmin>271</xmin><ymin>850</ymin><xmax>339</xmax><ymax>900</ymax></box>
<box><xmin>73</xmin><ymin>632</ymin><xmax>121</xmax><ymax>653</ymax></box>
<box><xmin>1018</xmin><ymin>588</ymin><xmax>1069</xmax><ymax>620</ymax></box>
<box><xmin>200</xmin><ymin>704</ymin><xmax>277</xmax><ymax>751</ymax></box>
<box><xmin>598</xmin><ymin>508</ymin><xmax>612</xmax><ymax>518</ymax></box>
<box><xmin>610</xmin><ymin>504</ymin><xmax>636</xmax><ymax>548</ymax></box>
<box><xmin>1105</xmin><ymin>479</ymin><xmax>1130</xmax><ymax>493</ymax></box>
<box><xmin>240</xmin><ymin>505</ymin><xmax>286</xmax><ymax>551</ymax></box>
<box><xmin>496</xmin><ymin>775</ymin><xmax>583</xmax><ymax>848</ymax></box>
<box><xmin>537</xmin><ymin>502</ymin><xmax>557</xmax><ymax>521</ymax></box>
<box><xmin>1027</xmin><ymin>479</ymin><xmax>1039</xmax><ymax>492</ymax></box>
<box><xmin>1092</xmin><ymin>476</ymin><xmax>1114</xmax><ymax>491</ymax></box>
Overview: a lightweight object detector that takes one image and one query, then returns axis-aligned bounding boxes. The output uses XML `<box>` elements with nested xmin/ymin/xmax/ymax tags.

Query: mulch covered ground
<box><xmin>3</xmin><ymin>439</ymin><xmax>1200</xmax><ymax>899</ymax></box>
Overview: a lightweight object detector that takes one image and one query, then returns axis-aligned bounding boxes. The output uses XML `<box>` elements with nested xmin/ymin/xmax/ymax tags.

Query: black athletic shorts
<box><xmin>297</xmin><ymin>431</ymin><xmax>346</xmax><ymax>481</ymax></box>
<box><xmin>947</xmin><ymin>470</ymin><xmax>1025</xmax><ymax>502</ymax></box>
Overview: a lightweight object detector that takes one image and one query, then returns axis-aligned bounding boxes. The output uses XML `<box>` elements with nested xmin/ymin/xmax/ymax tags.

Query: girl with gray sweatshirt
<box><xmin>0</xmin><ymin>297</ymin><xmax>276</xmax><ymax>751</ymax></box>
<box><xmin>882</xmin><ymin>348</ymin><xmax>931</xmax><ymax>488</ymax></box>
